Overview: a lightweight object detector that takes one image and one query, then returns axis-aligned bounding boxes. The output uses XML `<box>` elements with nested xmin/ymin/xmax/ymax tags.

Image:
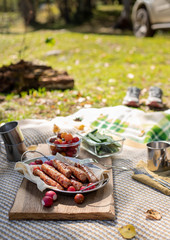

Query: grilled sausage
<box><xmin>41</xmin><ymin>163</ymin><xmax>71</xmax><ymax>188</ymax></box>
<box><xmin>70</xmin><ymin>179</ymin><xmax>83</xmax><ymax>191</ymax></box>
<box><xmin>67</xmin><ymin>165</ymin><xmax>87</xmax><ymax>182</ymax></box>
<box><xmin>75</xmin><ymin>163</ymin><xmax>99</xmax><ymax>183</ymax></box>
<box><xmin>33</xmin><ymin>168</ymin><xmax>63</xmax><ymax>190</ymax></box>
<box><xmin>52</xmin><ymin>159</ymin><xmax>72</xmax><ymax>178</ymax></box>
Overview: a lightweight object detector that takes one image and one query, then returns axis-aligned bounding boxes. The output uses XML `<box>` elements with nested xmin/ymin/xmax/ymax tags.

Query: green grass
<box><xmin>0</xmin><ymin>5</ymin><xmax>170</xmax><ymax>123</ymax></box>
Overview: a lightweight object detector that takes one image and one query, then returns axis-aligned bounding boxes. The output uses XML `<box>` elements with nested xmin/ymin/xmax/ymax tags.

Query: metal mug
<box><xmin>0</xmin><ymin>121</ymin><xmax>27</xmax><ymax>162</ymax></box>
<box><xmin>146</xmin><ymin>141</ymin><xmax>170</xmax><ymax>172</ymax></box>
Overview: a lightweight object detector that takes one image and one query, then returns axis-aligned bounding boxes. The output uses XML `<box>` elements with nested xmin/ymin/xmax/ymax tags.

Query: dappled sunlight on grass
<box><xmin>0</xmin><ymin>5</ymin><xmax>170</xmax><ymax>123</ymax></box>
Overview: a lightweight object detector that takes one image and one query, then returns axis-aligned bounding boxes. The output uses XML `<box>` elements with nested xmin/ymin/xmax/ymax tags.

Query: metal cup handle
<box><xmin>21</xmin><ymin>150</ymin><xmax>50</xmax><ymax>162</ymax></box>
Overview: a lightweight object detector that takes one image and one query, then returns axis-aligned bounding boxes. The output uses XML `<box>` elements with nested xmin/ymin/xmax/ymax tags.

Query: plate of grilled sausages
<box><xmin>15</xmin><ymin>153</ymin><xmax>109</xmax><ymax>194</ymax></box>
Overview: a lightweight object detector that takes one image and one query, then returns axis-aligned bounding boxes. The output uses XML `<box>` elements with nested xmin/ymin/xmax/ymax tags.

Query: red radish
<box><xmin>34</xmin><ymin>159</ymin><xmax>43</xmax><ymax>164</ymax></box>
<box><xmin>45</xmin><ymin>191</ymin><xmax>57</xmax><ymax>201</ymax></box>
<box><xmin>44</xmin><ymin>161</ymin><xmax>53</xmax><ymax>166</ymax></box>
<box><xmin>29</xmin><ymin>162</ymin><xmax>37</xmax><ymax>165</ymax></box>
<box><xmin>42</xmin><ymin>196</ymin><xmax>53</xmax><ymax>207</ymax></box>
<box><xmin>67</xmin><ymin>186</ymin><xmax>76</xmax><ymax>191</ymax></box>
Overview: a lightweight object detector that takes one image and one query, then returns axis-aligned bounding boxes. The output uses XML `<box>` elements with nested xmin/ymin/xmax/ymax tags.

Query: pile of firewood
<box><xmin>0</xmin><ymin>60</ymin><xmax>74</xmax><ymax>93</ymax></box>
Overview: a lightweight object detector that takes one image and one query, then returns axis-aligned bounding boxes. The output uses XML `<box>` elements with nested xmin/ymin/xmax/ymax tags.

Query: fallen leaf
<box><xmin>74</xmin><ymin>117</ymin><xmax>83</xmax><ymax>122</ymax></box>
<box><xmin>75</xmin><ymin>124</ymin><xmax>85</xmax><ymax>131</ymax></box>
<box><xmin>118</xmin><ymin>224</ymin><xmax>136</xmax><ymax>239</ymax></box>
<box><xmin>53</xmin><ymin>124</ymin><xmax>60</xmax><ymax>134</ymax></box>
<box><xmin>138</xmin><ymin>130</ymin><xmax>145</xmax><ymax>137</ymax></box>
<box><xmin>145</xmin><ymin>209</ymin><xmax>162</xmax><ymax>220</ymax></box>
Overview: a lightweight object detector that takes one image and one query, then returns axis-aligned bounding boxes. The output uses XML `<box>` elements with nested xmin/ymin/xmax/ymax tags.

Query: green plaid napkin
<box><xmin>69</xmin><ymin>106</ymin><xmax>170</xmax><ymax>144</ymax></box>
<box><xmin>90</xmin><ymin>110</ymin><xmax>170</xmax><ymax>143</ymax></box>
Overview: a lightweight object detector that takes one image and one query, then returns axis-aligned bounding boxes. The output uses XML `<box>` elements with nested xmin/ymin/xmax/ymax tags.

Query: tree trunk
<box><xmin>56</xmin><ymin>0</ymin><xmax>95</xmax><ymax>24</ymax></box>
<box><xmin>57</xmin><ymin>0</ymin><xmax>71</xmax><ymax>23</ymax></box>
<box><xmin>114</xmin><ymin>0</ymin><xmax>132</xmax><ymax>30</ymax></box>
<box><xmin>18</xmin><ymin>0</ymin><xmax>37</xmax><ymax>26</ymax></box>
<box><xmin>122</xmin><ymin>0</ymin><xmax>131</xmax><ymax>19</ymax></box>
<box><xmin>74</xmin><ymin>0</ymin><xmax>93</xmax><ymax>23</ymax></box>
<box><xmin>3</xmin><ymin>0</ymin><xmax>7</xmax><ymax>11</ymax></box>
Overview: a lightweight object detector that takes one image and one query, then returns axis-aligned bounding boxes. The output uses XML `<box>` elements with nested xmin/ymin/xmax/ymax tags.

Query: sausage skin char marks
<box><xmin>52</xmin><ymin>159</ymin><xmax>72</xmax><ymax>178</ymax></box>
<box><xmin>75</xmin><ymin>163</ymin><xmax>99</xmax><ymax>183</ymax></box>
<box><xmin>41</xmin><ymin>163</ymin><xmax>71</xmax><ymax>188</ymax></box>
<box><xmin>33</xmin><ymin>168</ymin><xmax>64</xmax><ymax>190</ymax></box>
<box><xmin>67</xmin><ymin>165</ymin><xmax>88</xmax><ymax>183</ymax></box>
<box><xmin>70</xmin><ymin>179</ymin><xmax>83</xmax><ymax>191</ymax></box>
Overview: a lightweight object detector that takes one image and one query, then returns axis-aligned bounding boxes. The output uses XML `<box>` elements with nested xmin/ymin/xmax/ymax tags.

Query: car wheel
<box><xmin>133</xmin><ymin>8</ymin><xmax>155</xmax><ymax>37</ymax></box>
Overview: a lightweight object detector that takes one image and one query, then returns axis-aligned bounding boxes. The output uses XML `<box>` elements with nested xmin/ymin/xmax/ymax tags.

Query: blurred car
<box><xmin>132</xmin><ymin>0</ymin><xmax>170</xmax><ymax>37</ymax></box>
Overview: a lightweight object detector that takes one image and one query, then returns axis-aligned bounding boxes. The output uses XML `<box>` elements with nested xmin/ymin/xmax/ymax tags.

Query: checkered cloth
<box><xmin>18</xmin><ymin>106</ymin><xmax>170</xmax><ymax>144</ymax></box>
<box><xmin>67</xmin><ymin>106</ymin><xmax>170</xmax><ymax>143</ymax></box>
<box><xmin>0</xmin><ymin>106</ymin><xmax>170</xmax><ymax>240</ymax></box>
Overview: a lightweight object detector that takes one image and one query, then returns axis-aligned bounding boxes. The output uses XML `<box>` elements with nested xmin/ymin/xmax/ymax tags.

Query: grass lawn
<box><xmin>0</xmin><ymin>4</ymin><xmax>170</xmax><ymax>123</ymax></box>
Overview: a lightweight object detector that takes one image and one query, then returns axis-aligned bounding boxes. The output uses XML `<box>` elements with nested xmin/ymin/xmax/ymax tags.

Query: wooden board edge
<box><xmin>9</xmin><ymin>210</ymin><xmax>115</xmax><ymax>221</ymax></box>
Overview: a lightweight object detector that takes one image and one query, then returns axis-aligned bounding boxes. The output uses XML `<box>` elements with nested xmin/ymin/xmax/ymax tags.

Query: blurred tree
<box><xmin>18</xmin><ymin>0</ymin><xmax>38</xmax><ymax>25</ymax></box>
<box><xmin>0</xmin><ymin>0</ymin><xmax>16</xmax><ymax>11</ymax></box>
<box><xmin>56</xmin><ymin>0</ymin><xmax>96</xmax><ymax>24</ymax></box>
<box><xmin>114</xmin><ymin>0</ymin><xmax>133</xmax><ymax>29</ymax></box>
<box><xmin>74</xmin><ymin>0</ymin><xmax>94</xmax><ymax>23</ymax></box>
<box><xmin>3</xmin><ymin>0</ymin><xmax>7</xmax><ymax>11</ymax></box>
<box><xmin>57</xmin><ymin>0</ymin><xmax>71</xmax><ymax>23</ymax></box>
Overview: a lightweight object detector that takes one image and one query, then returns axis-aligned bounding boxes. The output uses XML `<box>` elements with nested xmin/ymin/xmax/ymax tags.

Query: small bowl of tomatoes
<box><xmin>47</xmin><ymin>132</ymin><xmax>81</xmax><ymax>157</ymax></box>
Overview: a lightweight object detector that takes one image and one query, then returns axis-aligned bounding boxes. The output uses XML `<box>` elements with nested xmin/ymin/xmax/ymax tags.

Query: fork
<box><xmin>92</xmin><ymin>159</ymin><xmax>170</xmax><ymax>189</ymax></box>
<box><xmin>107</xmin><ymin>165</ymin><xmax>170</xmax><ymax>189</ymax></box>
<box><xmin>134</xmin><ymin>167</ymin><xmax>170</xmax><ymax>189</ymax></box>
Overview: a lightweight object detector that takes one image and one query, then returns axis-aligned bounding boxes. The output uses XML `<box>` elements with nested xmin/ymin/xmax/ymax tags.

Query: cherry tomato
<box><xmin>66</xmin><ymin>151</ymin><xmax>74</xmax><ymax>157</ymax></box>
<box><xmin>74</xmin><ymin>194</ymin><xmax>85</xmax><ymax>204</ymax></box>
<box><xmin>72</xmin><ymin>137</ymin><xmax>79</xmax><ymax>142</ymax></box>
<box><xmin>49</xmin><ymin>132</ymin><xmax>80</xmax><ymax>157</ymax></box>
<box><xmin>80</xmin><ymin>186</ymin><xmax>87</xmax><ymax>191</ymax></box>
<box><xmin>51</xmin><ymin>150</ymin><xmax>57</xmax><ymax>155</ymax></box>
<box><xmin>49</xmin><ymin>160</ymin><xmax>54</xmax><ymax>166</ymax></box>
<box><xmin>49</xmin><ymin>137</ymin><xmax>56</xmax><ymax>143</ymax></box>
<box><xmin>33</xmin><ymin>166</ymin><xmax>41</xmax><ymax>171</ymax></box>
<box><xmin>87</xmin><ymin>183</ymin><xmax>96</xmax><ymax>190</ymax></box>
<box><xmin>60</xmin><ymin>132</ymin><xmax>67</xmax><ymax>139</ymax></box>
<box><xmin>64</xmin><ymin>133</ymin><xmax>73</xmax><ymax>141</ymax></box>
<box><xmin>67</xmin><ymin>186</ymin><xmax>76</xmax><ymax>191</ymax></box>
<box><xmin>50</xmin><ymin>145</ymin><xmax>56</xmax><ymax>151</ymax></box>
<box><xmin>34</xmin><ymin>159</ymin><xmax>43</xmax><ymax>165</ymax></box>
<box><xmin>29</xmin><ymin>162</ymin><xmax>37</xmax><ymax>165</ymax></box>
<box><xmin>44</xmin><ymin>161</ymin><xmax>53</xmax><ymax>166</ymax></box>
<box><xmin>54</xmin><ymin>139</ymin><xmax>62</xmax><ymax>144</ymax></box>
<box><xmin>57</xmin><ymin>133</ymin><xmax>62</xmax><ymax>138</ymax></box>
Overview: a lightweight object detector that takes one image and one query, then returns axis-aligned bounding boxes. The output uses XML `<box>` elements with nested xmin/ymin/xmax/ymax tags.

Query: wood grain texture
<box><xmin>9</xmin><ymin>145</ymin><xmax>115</xmax><ymax>220</ymax></box>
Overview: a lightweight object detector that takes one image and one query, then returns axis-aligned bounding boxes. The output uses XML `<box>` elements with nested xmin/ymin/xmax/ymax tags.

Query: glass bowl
<box><xmin>81</xmin><ymin>129</ymin><xmax>125</xmax><ymax>158</ymax></box>
<box><xmin>47</xmin><ymin>133</ymin><xmax>81</xmax><ymax>158</ymax></box>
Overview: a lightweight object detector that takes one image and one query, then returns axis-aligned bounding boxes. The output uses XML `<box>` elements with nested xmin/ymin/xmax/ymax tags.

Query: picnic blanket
<box><xmin>19</xmin><ymin>105</ymin><xmax>170</xmax><ymax>144</ymax></box>
<box><xmin>0</xmin><ymin>105</ymin><xmax>170</xmax><ymax>240</ymax></box>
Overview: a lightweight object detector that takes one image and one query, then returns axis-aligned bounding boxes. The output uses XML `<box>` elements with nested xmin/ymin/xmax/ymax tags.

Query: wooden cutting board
<box><xmin>9</xmin><ymin>145</ymin><xmax>115</xmax><ymax>220</ymax></box>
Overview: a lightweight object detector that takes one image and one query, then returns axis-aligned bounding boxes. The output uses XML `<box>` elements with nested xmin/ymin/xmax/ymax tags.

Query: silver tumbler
<box><xmin>0</xmin><ymin>121</ymin><xmax>27</xmax><ymax>162</ymax></box>
<box><xmin>147</xmin><ymin>141</ymin><xmax>170</xmax><ymax>172</ymax></box>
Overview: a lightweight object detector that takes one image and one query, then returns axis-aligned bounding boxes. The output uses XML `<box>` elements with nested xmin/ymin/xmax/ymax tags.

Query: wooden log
<box><xmin>0</xmin><ymin>60</ymin><xmax>74</xmax><ymax>93</ymax></box>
